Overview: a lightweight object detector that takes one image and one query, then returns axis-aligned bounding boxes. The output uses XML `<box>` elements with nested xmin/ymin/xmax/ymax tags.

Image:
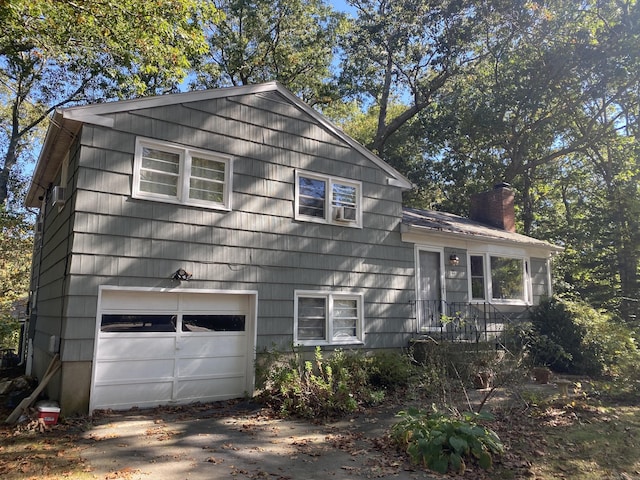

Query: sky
<box><xmin>329</xmin><ymin>0</ymin><xmax>356</xmax><ymax>15</ymax></box>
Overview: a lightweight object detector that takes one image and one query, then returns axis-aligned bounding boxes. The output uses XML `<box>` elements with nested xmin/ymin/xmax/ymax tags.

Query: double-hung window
<box><xmin>294</xmin><ymin>291</ymin><xmax>363</xmax><ymax>345</ymax></box>
<box><xmin>469</xmin><ymin>254</ymin><xmax>528</xmax><ymax>303</ymax></box>
<box><xmin>295</xmin><ymin>171</ymin><xmax>361</xmax><ymax>227</ymax></box>
<box><xmin>133</xmin><ymin>138</ymin><xmax>232</xmax><ymax>210</ymax></box>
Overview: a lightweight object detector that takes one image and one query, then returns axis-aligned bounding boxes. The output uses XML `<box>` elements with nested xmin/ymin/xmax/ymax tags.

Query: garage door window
<box><xmin>182</xmin><ymin>315</ymin><xmax>245</xmax><ymax>332</ymax></box>
<box><xmin>101</xmin><ymin>314</ymin><xmax>177</xmax><ymax>332</ymax></box>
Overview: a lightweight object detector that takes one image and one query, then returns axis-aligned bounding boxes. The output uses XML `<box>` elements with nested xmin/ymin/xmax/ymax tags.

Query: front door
<box><xmin>417</xmin><ymin>250</ymin><xmax>443</xmax><ymax>332</ymax></box>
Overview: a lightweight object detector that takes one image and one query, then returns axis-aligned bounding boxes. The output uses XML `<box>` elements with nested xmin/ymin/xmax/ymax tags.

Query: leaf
<box><xmin>449</xmin><ymin>453</ymin><xmax>466</xmax><ymax>474</ymax></box>
<box><xmin>448</xmin><ymin>435</ymin><xmax>469</xmax><ymax>455</ymax></box>
<box><xmin>428</xmin><ymin>454</ymin><xmax>450</xmax><ymax>474</ymax></box>
<box><xmin>477</xmin><ymin>450</ymin><xmax>493</xmax><ymax>470</ymax></box>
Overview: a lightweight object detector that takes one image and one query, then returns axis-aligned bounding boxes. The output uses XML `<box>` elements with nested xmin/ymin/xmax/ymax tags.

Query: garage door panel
<box><xmin>176</xmin><ymin>377</ymin><xmax>246</xmax><ymax>401</ymax></box>
<box><xmin>95</xmin><ymin>358</ymin><xmax>175</xmax><ymax>382</ymax></box>
<box><xmin>176</xmin><ymin>356</ymin><xmax>244</xmax><ymax>377</ymax></box>
<box><xmin>179</xmin><ymin>334</ymin><xmax>245</xmax><ymax>356</ymax></box>
<box><xmin>97</xmin><ymin>337</ymin><xmax>175</xmax><ymax>360</ymax></box>
<box><xmin>181</xmin><ymin>293</ymin><xmax>247</xmax><ymax>311</ymax></box>
<box><xmin>101</xmin><ymin>290</ymin><xmax>179</xmax><ymax>311</ymax></box>
<box><xmin>93</xmin><ymin>382</ymin><xmax>174</xmax><ymax>410</ymax></box>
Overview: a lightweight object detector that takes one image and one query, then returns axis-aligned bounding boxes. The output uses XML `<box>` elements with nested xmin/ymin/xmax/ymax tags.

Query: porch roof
<box><xmin>402</xmin><ymin>207</ymin><xmax>563</xmax><ymax>252</ymax></box>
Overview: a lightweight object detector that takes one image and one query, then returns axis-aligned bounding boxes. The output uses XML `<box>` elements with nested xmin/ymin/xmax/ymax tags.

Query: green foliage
<box><xmin>368</xmin><ymin>350</ymin><xmax>415</xmax><ymax>389</ymax></box>
<box><xmin>0</xmin><ymin>0</ymin><xmax>217</xmax><ymax>204</ymax></box>
<box><xmin>258</xmin><ymin>347</ymin><xmax>413</xmax><ymax>419</ymax></box>
<box><xmin>391</xmin><ymin>407</ymin><xmax>504</xmax><ymax>474</ymax></box>
<box><xmin>194</xmin><ymin>0</ymin><xmax>346</xmax><ymax>104</ymax></box>
<box><xmin>526</xmin><ymin>296</ymin><xmax>640</xmax><ymax>378</ymax></box>
<box><xmin>0</xmin><ymin>207</ymin><xmax>31</xmax><ymax>349</ymax></box>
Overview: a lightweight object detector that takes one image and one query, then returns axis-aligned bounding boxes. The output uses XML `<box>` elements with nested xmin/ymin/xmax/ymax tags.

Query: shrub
<box><xmin>526</xmin><ymin>296</ymin><xmax>640</xmax><ymax>377</ymax></box>
<box><xmin>391</xmin><ymin>406</ymin><xmax>503</xmax><ymax>474</ymax></box>
<box><xmin>368</xmin><ymin>351</ymin><xmax>415</xmax><ymax>388</ymax></box>
<box><xmin>257</xmin><ymin>347</ymin><xmax>416</xmax><ymax>419</ymax></box>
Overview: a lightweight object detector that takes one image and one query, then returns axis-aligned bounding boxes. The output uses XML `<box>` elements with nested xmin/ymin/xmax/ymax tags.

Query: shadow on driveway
<box><xmin>81</xmin><ymin>400</ymin><xmax>437</xmax><ymax>480</ymax></box>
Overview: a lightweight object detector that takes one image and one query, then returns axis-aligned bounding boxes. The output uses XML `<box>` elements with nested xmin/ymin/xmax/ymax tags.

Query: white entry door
<box><xmin>90</xmin><ymin>289</ymin><xmax>256</xmax><ymax>412</ymax></box>
<box><xmin>417</xmin><ymin>250</ymin><xmax>444</xmax><ymax>332</ymax></box>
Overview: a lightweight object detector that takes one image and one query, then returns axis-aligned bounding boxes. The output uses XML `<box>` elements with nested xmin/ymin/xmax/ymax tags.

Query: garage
<box><xmin>90</xmin><ymin>288</ymin><xmax>257</xmax><ymax>412</ymax></box>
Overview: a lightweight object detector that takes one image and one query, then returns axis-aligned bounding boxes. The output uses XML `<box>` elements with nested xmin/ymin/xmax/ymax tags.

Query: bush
<box><xmin>391</xmin><ymin>406</ymin><xmax>504</xmax><ymax>474</ymax></box>
<box><xmin>257</xmin><ymin>347</ymin><xmax>415</xmax><ymax>419</ymax></box>
<box><xmin>368</xmin><ymin>351</ymin><xmax>415</xmax><ymax>388</ymax></box>
<box><xmin>526</xmin><ymin>296</ymin><xmax>640</xmax><ymax>377</ymax></box>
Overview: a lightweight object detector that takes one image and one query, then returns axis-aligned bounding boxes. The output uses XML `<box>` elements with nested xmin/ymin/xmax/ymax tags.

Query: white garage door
<box><xmin>90</xmin><ymin>289</ymin><xmax>256</xmax><ymax>412</ymax></box>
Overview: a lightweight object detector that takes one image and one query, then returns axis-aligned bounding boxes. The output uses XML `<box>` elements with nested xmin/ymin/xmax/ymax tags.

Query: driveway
<box><xmin>81</xmin><ymin>400</ymin><xmax>438</xmax><ymax>480</ymax></box>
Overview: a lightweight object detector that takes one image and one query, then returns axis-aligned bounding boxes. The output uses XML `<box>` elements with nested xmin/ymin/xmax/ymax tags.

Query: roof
<box><xmin>26</xmin><ymin>82</ymin><xmax>412</xmax><ymax>207</ymax></box>
<box><xmin>402</xmin><ymin>207</ymin><xmax>563</xmax><ymax>252</ymax></box>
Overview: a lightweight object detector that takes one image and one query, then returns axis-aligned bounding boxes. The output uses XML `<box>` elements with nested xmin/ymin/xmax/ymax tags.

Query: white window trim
<box><xmin>294</xmin><ymin>170</ymin><xmax>362</xmax><ymax>228</ymax></box>
<box><xmin>133</xmin><ymin>137</ymin><xmax>232</xmax><ymax>210</ymax></box>
<box><xmin>294</xmin><ymin>290</ymin><xmax>364</xmax><ymax>346</ymax></box>
<box><xmin>467</xmin><ymin>252</ymin><xmax>532</xmax><ymax>305</ymax></box>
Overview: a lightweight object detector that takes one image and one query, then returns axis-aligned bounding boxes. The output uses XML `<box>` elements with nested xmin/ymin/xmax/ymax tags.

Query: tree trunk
<box><xmin>0</xmin><ymin>127</ymin><xmax>19</xmax><ymax>206</ymax></box>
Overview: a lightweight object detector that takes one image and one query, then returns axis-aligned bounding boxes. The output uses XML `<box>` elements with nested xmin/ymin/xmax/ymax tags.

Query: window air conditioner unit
<box><xmin>335</xmin><ymin>206</ymin><xmax>357</xmax><ymax>222</ymax></box>
<box><xmin>51</xmin><ymin>186</ymin><xmax>66</xmax><ymax>208</ymax></box>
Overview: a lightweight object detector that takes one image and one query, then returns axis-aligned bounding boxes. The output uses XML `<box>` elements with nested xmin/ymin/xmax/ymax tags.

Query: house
<box><xmin>25</xmin><ymin>82</ymin><xmax>560</xmax><ymax>415</ymax></box>
<box><xmin>402</xmin><ymin>185</ymin><xmax>563</xmax><ymax>342</ymax></box>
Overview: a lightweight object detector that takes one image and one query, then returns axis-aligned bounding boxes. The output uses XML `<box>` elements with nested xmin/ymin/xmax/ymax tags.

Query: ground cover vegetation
<box><xmin>254</xmin><ymin>294</ymin><xmax>640</xmax><ymax>476</ymax></box>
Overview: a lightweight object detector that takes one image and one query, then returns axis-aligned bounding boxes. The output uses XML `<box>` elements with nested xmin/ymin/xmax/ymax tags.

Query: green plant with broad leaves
<box><xmin>391</xmin><ymin>406</ymin><xmax>504</xmax><ymax>474</ymax></box>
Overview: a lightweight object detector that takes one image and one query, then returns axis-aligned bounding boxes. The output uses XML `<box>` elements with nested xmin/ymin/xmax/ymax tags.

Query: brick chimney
<box><xmin>470</xmin><ymin>183</ymin><xmax>516</xmax><ymax>232</ymax></box>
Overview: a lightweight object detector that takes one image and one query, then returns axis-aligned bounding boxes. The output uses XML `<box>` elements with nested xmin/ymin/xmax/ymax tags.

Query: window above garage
<box><xmin>295</xmin><ymin>171</ymin><xmax>362</xmax><ymax>227</ymax></box>
<box><xmin>133</xmin><ymin>138</ymin><xmax>232</xmax><ymax>210</ymax></box>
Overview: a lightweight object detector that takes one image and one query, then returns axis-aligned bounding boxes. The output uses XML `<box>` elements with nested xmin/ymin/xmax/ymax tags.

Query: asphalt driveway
<box><xmin>81</xmin><ymin>400</ymin><xmax>437</xmax><ymax>480</ymax></box>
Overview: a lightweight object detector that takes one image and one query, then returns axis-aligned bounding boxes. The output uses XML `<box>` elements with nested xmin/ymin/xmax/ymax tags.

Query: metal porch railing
<box><xmin>413</xmin><ymin>300</ymin><xmax>530</xmax><ymax>346</ymax></box>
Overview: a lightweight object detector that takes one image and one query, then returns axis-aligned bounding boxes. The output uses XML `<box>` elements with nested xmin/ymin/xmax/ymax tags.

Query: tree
<box><xmin>416</xmin><ymin>0</ymin><xmax>640</xmax><ymax>321</ymax></box>
<box><xmin>0</xmin><ymin>0</ymin><xmax>216</xmax><ymax>207</ymax></box>
<box><xmin>337</xmin><ymin>0</ymin><xmax>498</xmax><ymax>157</ymax></box>
<box><xmin>0</xmin><ymin>206</ymin><xmax>32</xmax><ymax>350</ymax></box>
<box><xmin>192</xmin><ymin>0</ymin><xmax>347</xmax><ymax>104</ymax></box>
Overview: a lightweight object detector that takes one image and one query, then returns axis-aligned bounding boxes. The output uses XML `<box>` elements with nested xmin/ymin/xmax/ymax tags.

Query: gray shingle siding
<box><xmin>52</xmin><ymin>91</ymin><xmax>414</xmax><ymax>360</ymax></box>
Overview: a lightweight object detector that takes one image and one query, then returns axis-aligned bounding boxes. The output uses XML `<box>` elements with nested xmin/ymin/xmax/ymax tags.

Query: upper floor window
<box><xmin>133</xmin><ymin>138</ymin><xmax>232</xmax><ymax>210</ymax></box>
<box><xmin>469</xmin><ymin>254</ymin><xmax>528</xmax><ymax>303</ymax></box>
<box><xmin>294</xmin><ymin>291</ymin><xmax>364</xmax><ymax>346</ymax></box>
<box><xmin>295</xmin><ymin>171</ymin><xmax>361</xmax><ymax>227</ymax></box>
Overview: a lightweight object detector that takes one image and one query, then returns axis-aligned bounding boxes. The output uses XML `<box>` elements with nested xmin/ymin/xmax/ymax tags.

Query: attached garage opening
<box><xmin>90</xmin><ymin>288</ymin><xmax>257</xmax><ymax>413</ymax></box>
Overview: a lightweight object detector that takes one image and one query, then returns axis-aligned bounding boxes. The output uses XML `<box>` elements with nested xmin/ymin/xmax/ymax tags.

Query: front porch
<box><xmin>412</xmin><ymin>300</ymin><xmax>531</xmax><ymax>346</ymax></box>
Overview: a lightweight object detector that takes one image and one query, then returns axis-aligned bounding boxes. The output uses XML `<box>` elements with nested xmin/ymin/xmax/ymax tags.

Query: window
<box><xmin>295</xmin><ymin>171</ymin><xmax>361</xmax><ymax>226</ymax></box>
<box><xmin>101</xmin><ymin>314</ymin><xmax>177</xmax><ymax>332</ymax></box>
<box><xmin>294</xmin><ymin>291</ymin><xmax>363</xmax><ymax>345</ymax></box>
<box><xmin>182</xmin><ymin>315</ymin><xmax>245</xmax><ymax>332</ymax></box>
<box><xmin>468</xmin><ymin>254</ymin><xmax>528</xmax><ymax>303</ymax></box>
<box><xmin>470</xmin><ymin>255</ymin><xmax>485</xmax><ymax>300</ymax></box>
<box><xmin>133</xmin><ymin>138</ymin><xmax>232</xmax><ymax>209</ymax></box>
<box><xmin>490</xmin><ymin>256</ymin><xmax>524</xmax><ymax>301</ymax></box>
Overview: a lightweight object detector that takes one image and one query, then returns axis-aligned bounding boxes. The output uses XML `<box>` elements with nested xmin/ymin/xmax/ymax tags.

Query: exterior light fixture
<box><xmin>449</xmin><ymin>254</ymin><xmax>460</xmax><ymax>266</ymax></box>
<box><xmin>172</xmin><ymin>268</ymin><xmax>192</xmax><ymax>281</ymax></box>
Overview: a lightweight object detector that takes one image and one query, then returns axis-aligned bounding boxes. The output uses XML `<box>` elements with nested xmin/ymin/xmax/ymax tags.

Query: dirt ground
<box><xmin>0</xmin><ymin>372</ymin><xmax>567</xmax><ymax>480</ymax></box>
